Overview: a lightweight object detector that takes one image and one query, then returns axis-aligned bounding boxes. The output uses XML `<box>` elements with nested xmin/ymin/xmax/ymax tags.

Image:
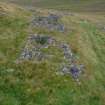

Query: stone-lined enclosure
<box><xmin>16</xmin><ymin>14</ymin><xmax>85</xmax><ymax>83</ymax></box>
<box><xmin>17</xmin><ymin>34</ymin><xmax>84</xmax><ymax>82</ymax></box>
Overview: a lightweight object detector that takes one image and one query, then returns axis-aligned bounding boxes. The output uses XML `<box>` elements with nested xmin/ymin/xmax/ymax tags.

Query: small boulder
<box><xmin>70</xmin><ymin>65</ymin><xmax>80</xmax><ymax>79</ymax></box>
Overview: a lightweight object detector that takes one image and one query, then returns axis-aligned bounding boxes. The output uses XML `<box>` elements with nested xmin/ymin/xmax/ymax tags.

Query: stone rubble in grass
<box><xmin>18</xmin><ymin>34</ymin><xmax>74</xmax><ymax>63</ymax></box>
<box><xmin>18</xmin><ymin>35</ymin><xmax>52</xmax><ymax>61</ymax></box>
<box><xmin>31</xmin><ymin>14</ymin><xmax>65</xmax><ymax>32</ymax></box>
<box><xmin>59</xmin><ymin>64</ymin><xmax>85</xmax><ymax>82</ymax></box>
<box><xmin>17</xmin><ymin>34</ymin><xmax>84</xmax><ymax>81</ymax></box>
<box><xmin>70</xmin><ymin>65</ymin><xmax>81</xmax><ymax>79</ymax></box>
<box><xmin>60</xmin><ymin>43</ymin><xmax>73</xmax><ymax>62</ymax></box>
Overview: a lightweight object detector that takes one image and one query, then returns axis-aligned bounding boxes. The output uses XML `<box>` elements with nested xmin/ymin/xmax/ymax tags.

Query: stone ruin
<box><xmin>59</xmin><ymin>43</ymin><xmax>85</xmax><ymax>84</ymax></box>
<box><xmin>17</xmin><ymin>34</ymin><xmax>84</xmax><ymax>82</ymax></box>
<box><xmin>60</xmin><ymin>43</ymin><xmax>74</xmax><ymax>62</ymax></box>
<box><xmin>31</xmin><ymin>14</ymin><xmax>65</xmax><ymax>32</ymax></box>
<box><xmin>17</xmin><ymin>34</ymin><xmax>57</xmax><ymax>61</ymax></box>
<box><xmin>61</xmin><ymin>64</ymin><xmax>84</xmax><ymax>81</ymax></box>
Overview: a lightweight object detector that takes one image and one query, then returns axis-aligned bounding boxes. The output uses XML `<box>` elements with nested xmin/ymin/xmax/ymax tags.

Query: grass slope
<box><xmin>0</xmin><ymin>1</ymin><xmax>105</xmax><ymax>105</ymax></box>
<box><xmin>1</xmin><ymin>0</ymin><xmax>105</xmax><ymax>12</ymax></box>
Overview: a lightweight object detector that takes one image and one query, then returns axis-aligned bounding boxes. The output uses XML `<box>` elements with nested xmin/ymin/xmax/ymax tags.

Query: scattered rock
<box><xmin>20</xmin><ymin>49</ymin><xmax>32</xmax><ymax>60</ymax></box>
<box><xmin>70</xmin><ymin>65</ymin><xmax>80</xmax><ymax>79</ymax></box>
<box><xmin>60</xmin><ymin>43</ymin><xmax>73</xmax><ymax>62</ymax></box>
<box><xmin>18</xmin><ymin>34</ymin><xmax>57</xmax><ymax>61</ymax></box>
<box><xmin>17</xmin><ymin>34</ymin><xmax>84</xmax><ymax>81</ymax></box>
<box><xmin>62</xmin><ymin>66</ymin><xmax>70</xmax><ymax>74</ymax></box>
<box><xmin>31</xmin><ymin>14</ymin><xmax>65</xmax><ymax>32</ymax></box>
<box><xmin>60</xmin><ymin>64</ymin><xmax>84</xmax><ymax>81</ymax></box>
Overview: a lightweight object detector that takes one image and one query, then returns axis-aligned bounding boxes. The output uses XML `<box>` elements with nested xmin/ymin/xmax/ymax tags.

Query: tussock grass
<box><xmin>0</xmin><ymin>2</ymin><xmax>105</xmax><ymax>105</ymax></box>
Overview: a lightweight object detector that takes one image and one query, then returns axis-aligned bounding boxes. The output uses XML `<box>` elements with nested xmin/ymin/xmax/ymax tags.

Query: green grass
<box><xmin>1</xmin><ymin>0</ymin><xmax>105</xmax><ymax>12</ymax></box>
<box><xmin>0</xmin><ymin>1</ymin><xmax>105</xmax><ymax>105</ymax></box>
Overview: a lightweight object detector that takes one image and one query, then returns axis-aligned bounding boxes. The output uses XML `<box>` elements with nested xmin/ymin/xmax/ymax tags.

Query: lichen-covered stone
<box><xmin>31</xmin><ymin>14</ymin><xmax>65</xmax><ymax>32</ymax></box>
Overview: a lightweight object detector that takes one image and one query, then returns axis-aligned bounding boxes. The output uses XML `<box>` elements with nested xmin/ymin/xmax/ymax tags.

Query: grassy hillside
<box><xmin>1</xmin><ymin>0</ymin><xmax>105</xmax><ymax>12</ymax></box>
<box><xmin>0</xmin><ymin>1</ymin><xmax>105</xmax><ymax>105</ymax></box>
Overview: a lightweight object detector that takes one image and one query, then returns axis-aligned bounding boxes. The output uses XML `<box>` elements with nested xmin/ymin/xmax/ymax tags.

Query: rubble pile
<box><xmin>31</xmin><ymin>14</ymin><xmax>65</xmax><ymax>32</ymax></box>
<box><xmin>17</xmin><ymin>34</ymin><xmax>84</xmax><ymax>82</ymax></box>
<box><xmin>18</xmin><ymin>34</ymin><xmax>56</xmax><ymax>61</ymax></box>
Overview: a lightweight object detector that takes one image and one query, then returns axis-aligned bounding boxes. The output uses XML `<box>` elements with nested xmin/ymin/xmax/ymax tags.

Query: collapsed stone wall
<box><xmin>31</xmin><ymin>14</ymin><xmax>65</xmax><ymax>32</ymax></box>
<box><xmin>17</xmin><ymin>34</ymin><xmax>84</xmax><ymax>83</ymax></box>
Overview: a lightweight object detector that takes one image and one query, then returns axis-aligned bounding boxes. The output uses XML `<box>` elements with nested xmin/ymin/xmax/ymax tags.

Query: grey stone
<box><xmin>78</xmin><ymin>64</ymin><xmax>85</xmax><ymax>74</ymax></box>
<box><xmin>60</xmin><ymin>43</ymin><xmax>73</xmax><ymax>62</ymax></box>
<box><xmin>62</xmin><ymin>66</ymin><xmax>70</xmax><ymax>74</ymax></box>
<box><xmin>20</xmin><ymin>49</ymin><xmax>33</xmax><ymax>60</ymax></box>
<box><xmin>70</xmin><ymin>65</ymin><xmax>80</xmax><ymax>79</ymax></box>
<box><xmin>32</xmin><ymin>14</ymin><xmax>65</xmax><ymax>32</ymax></box>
